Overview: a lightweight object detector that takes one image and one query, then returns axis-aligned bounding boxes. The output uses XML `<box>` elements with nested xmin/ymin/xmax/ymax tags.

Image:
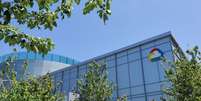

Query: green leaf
<box><xmin>83</xmin><ymin>1</ymin><xmax>97</xmax><ymax>15</ymax></box>
<box><xmin>106</xmin><ymin>0</ymin><xmax>112</xmax><ymax>9</ymax></box>
<box><xmin>97</xmin><ymin>0</ymin><xmax>103</xmax><ymax>6</ymax></box>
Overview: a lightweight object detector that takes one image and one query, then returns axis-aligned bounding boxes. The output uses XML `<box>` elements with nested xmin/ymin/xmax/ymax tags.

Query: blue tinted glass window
<box><xmin>97</xmin><ymin>59</ymin><xmax>106</xmax><ymax>65</ymax></box>
<box><xmin>164</xmin><ymin>51</ymin><xmax>174</xmax><ymax>61</ymax></box>
<box><xmin>69</xmin><ymin>79</ymin><xmax>76</xmax><ymax>91</ymax></box>
<box><xmin>28</xmin><ymin>52</ymin><xmax>35</xmax><ymax>59</ymax></box>
<box><xmin>132</xmin><ymin>97</ymin><xmax>145</xmax><ymax>101</ymax></box>
<box><xmin>35</xmin><ymin>54</ymin><xmax>43</xmax><ymax>60</ymax></box>
<box><xmin>106</xmin><ymin>59</ymin><xmax>115</xmax><ymax>68</ymax></box>
<box><xmin>128</xmin><ymin>47</ymin><xmax>140</xmax><ymax>54</ymax></box>
<box><xmin>112</xmin><ymin>90</ymin><xmax>117</xmax><ymax>100</ymax></box>
<box><xmin>108</xmin><ymin>68</ymin><xmax>116</xmax><ymax>83</ymax></box>
<box><xmin>141</xmin><ymin>42</ymin><xmax>155</xmax><ymax>50</ymax></box>
<box><xmin>70</xmin><ymin>68</ymin><xmax>77</xmax><ymax>79</ymax></box>
<box><xmin>117</xmin><ymin>51</ymin><xmax>127</xmax><ymax>58</ymax></box>
<box><xmin>156</xmin><ymin>42</ymin><xmax>171</xmax><ymax>52</ymax></box>
<box><xmin>129</xmin><ymin>61</ymin><xmax>143</xmax><ymax>86</ymax></box>
<box><xmin>106</xmin><ymin>55</ymin><xmax>115</xmax><ymax>61</ymax></box>
<box><xmin>128</xmin><ymin>51</ymin><xmax>140</xmax><ymax>62</ymax></box>
<box><xmin>158</xmin><ymin>52</ymin><xmax>174</xmax><ymax>81</ymax></box>
<box><xmin>54</xmin><ymin>73</ymin><xmax>62</xmax><ymax>92</ymax></box>
<box><xmin>155</xmin><ymin>37</ymin><xmax>170</xmax><ymax>45</ymax></box>
<box><xmin>2</xmin><ymin>55</ymin><xmax>7</xmax><ymax>61</ymax></box>
<box><xmin>44</xmin><ymin>54</ymin><xmax>52</xmax><ymax>61</ymax></box>
<box><xmin>53</xmin><ymin>55</ymin><xmax>60</xmax><ymax>62</ymax></box>
<box><xmin>68</xmin><ymin>59</ymin><xmax>74</xmax><ymax>64</ymax></box>
<box><xmin>0</xmin><ymin>56</ymin><xmax>2</xmax><ymax>62</ymax></box>
<box><xmin>143</xmin><ymin>59</ymin><xmax>160</xmax><ymax>84</ymax></box>
<box><xmin>131</xmin><ymin>86</ymin><xmax>144</xmax><ymax>96</ymax></box>
<box><xmin>118</xmin><ymin>88</ymin><xmax>130</xmax><ymax>97</ymax></box>
<box><xmin>17</xmin><ymin>52</ymin><xmax>27</xmax><ymax>60</ymax></box>
<box><xmin>60</xmin><ymin>57</ymin><xmax>66</xmax><ymax>63</ymax></box>
<box><xmin>146</xmin><ymin>83</ymin><xmax>161</xmax><ymax>93</ymax></box>
<box><xmin>117</xmin><ymin>56</ymin><xmax>127</xmax><ymax>65</ymax></box>
<box><xmin>148</xmin><ymin>95</ymin><xmax>162</xmax><ymax>101</ymax></box>
<box><xmin>63</xmin><ymin>70</ymin><xmax>70</xmax><ymax>93</ymax></box>
<box><xmin>117</xmin><ymin>64</ymin><xmax>129</xmax><ymax>89</ymax></box>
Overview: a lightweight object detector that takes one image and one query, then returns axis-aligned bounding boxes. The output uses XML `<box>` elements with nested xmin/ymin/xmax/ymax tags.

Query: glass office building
<box><xmin>50</xmin><ymin>32</ymin><xmax>183</xmax><ymax>101</ymax></box>
<box><xmin>0</xmin><ymin>52</ymin><xmax>79</xmax><ymax>76</ymax></box>
<box><xmin>0</xmin><ymin>32</ymin><xmax>184</xmax><ymax>101</ymax></box>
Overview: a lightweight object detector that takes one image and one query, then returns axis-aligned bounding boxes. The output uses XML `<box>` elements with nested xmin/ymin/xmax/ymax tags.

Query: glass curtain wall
<box><xmin>51</xmin><ymin>36</ymin><xmax>175</xmax><ymax>101</ymax></box>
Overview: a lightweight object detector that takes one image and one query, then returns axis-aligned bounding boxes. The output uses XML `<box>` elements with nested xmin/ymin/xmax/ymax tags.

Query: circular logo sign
<box><xmin>148</xmin><ymin>48</ymin><xmax>164</xmax><ymax>62</ymax></box>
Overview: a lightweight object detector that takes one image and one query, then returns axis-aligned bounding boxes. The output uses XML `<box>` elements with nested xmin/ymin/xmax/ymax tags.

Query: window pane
<box><xmin>148</xmin><ymin>95</ymin><xmax>162</xmax><ymax>101</ymax></box>
<box><xmin>53</xmin><ymin>55</ymin><xmax>60</xmax><ymax>62</ymax></box>
<box><xmin>117</xmin><ymin>64</ymin><xmax>129</xmax><ymax>89</ymax></box>
<box><xmin>70</xmin><ymin>68</ymin><xmax>77</xmax><ymax>79</ymax></box>
<box><xmin>143</xmin><ymin>59</ymin><xmax>160</xmax><ymax>84</ymax></box>
<box><xmin>132</xmin><ymin>97</ymin><xmax>146</xmax><ymax>101</ymax></box>
<box><xmin>129</xmin><ymin>61</ymin><xmax>143</xmax><ymax>86</ymax></box>
<box><xmin>156</xmin><ymin>42</ymin><xmax>171</xmax><ymax>52</ymax></box>
<box><xmin>155</xmin><ymin>37</ymin><xmax>170</xmax><ymax>45</ymax></box>
<box><xmin>141</xmin><ymin>42</ymin><xmax>155</xmax><ymax>50</ymax></box>
<box><xmin>106</xmin><ymin>55</ymin><xmax>115</xmax><ymax>61</ymax></box>
<box><xmin>28</xmin><ymin>52</ymin><xmax>35</xmax><ymax>59</ymax></box>
<box><xmin>128</xmin><ymin>47</ymin><xmax>140</xmax><ymax>54</ymax></box>
<box><xmin>112</xmin><ymin>90</ymin><xmax>117</xmax><ymax>100</ymax></box>
<box><xmin>60</xmin><ymin>57</ymin><xmax>66</xmax><ymax>63</ymax></box>
<box><xmin>17</xmin><ymin>52</ymin><xmax>27</xmax><ymax>60</ymax></box>
<box><xmin>164</xmin><ymin>51</ymin><xmax>174</xmax><ymax>61</ymax></box>
<box><xmin>108</xmin><ymin>68</ymin><xmax>116</xmax><ymax>83</ymax></box>
<box><xmin>63</xmin><ymin>70</ymin><xmax>70</xmax><ymax>93</ymax></box>
<box><xmin>146</xmin><ymin>83</ymin><xmax>161</xmax><ymax>93</ymax></box>
<box><xmin>54</xmin><ymin>73</ymin><xmax>62</xmax><ymax>92</ymax></box>
<box><xmin>128</xmin><ymin>52</ymin><xmax>140</xmax><ymax>62</ymax></box>
<box><xmin>158</xmin><ymin>52</ymin><xmax>174</xmax><ymax>81</ymax></box>
<box><xmin>36</xmin><ymin>54</ymin><xmax>43</xmax><ymax>60</ymax></box>
<box><xmin>44</xmin><ymin>54</ymin><xmax>52</xmax><ymax>61</ymax></box>
<box><xmin>117</xmin><ymin>51</ymin><xmax>127</xmax><ymax>58</ymax></box>
<box><xmin>119</xmin><ymin>88</ymin><xmax>130</xmax><ymax>97</ymax></box>
<box><xmin>106</xmin><ymin>59</ymin><xmax>115</xmax><ymax>68</ymax></box>
<box><xmin>117</xmin><ymin>56</ymin><xmax>127</xmax><ymax>65</ymax></box>
<box><xmin>131</xmin><ymin>86</ymin><xmax>144</xmax><ymax>96</ymax></box>
<box><xmin>78</xmin><ymin>65</ymin><xmax>86</xmax><ymax>78</ymax></box>
<box><xmin>69</xmin><ymin>78</ymin><xmax>76</xmax><ymax>91</ymax></box>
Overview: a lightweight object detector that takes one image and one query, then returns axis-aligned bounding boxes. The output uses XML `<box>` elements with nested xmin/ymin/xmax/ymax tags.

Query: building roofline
<box><xmin>51</xmin><ymin>31</ymin><xmax>182</xmax><ymax>74</ymax></box>
<box><xmin>77</xmin><ymin>31</ymin><xmax>172</xmax><ymax>65</ymax></box>
<box><xmin>0</xmin><ymin>52</ymin><xmax>79</xmax><ymax>65</ymax></box>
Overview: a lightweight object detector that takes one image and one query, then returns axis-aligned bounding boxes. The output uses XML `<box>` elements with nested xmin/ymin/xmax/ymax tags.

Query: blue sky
<box><xmin>1</xmin><ymin>0</ymin><xmax>201</xmax><ymax>61</ymax></box>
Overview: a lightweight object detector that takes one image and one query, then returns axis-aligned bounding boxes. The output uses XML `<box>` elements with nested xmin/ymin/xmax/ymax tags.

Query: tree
<box><xmin>0</xmin><ymin>1</ymin><xmax>112</xmax><ymax>101</ymax></box>
<box><xmin>75</xmin><ymin>62</ymin><xmax>114</xmax><ymax>101</ymax></box>
<box><xmin>74</xmin><ymin>62</ymin><xmax>127</xmax><ymax>101</ymax></box>
<box><xmin>0</xmin><ymin>0</ymin><xmax>112</xmax><ymax>55</ymax></box>
<box><xmin>0</xmin><ymin>55</ymin><xmax>64</xmax><ymax>101</ymax></box>
<box><xmin>163</xmin><ymin>46</ymin><xmax>201</xmax><ymax>101</ymax></box>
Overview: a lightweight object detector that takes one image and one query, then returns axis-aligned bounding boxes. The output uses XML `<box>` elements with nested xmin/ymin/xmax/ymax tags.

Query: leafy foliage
<box><xmin>0</xmin><ymin>25</ymin><xmax>54</xmax><ymax>55</ymax></box>
<box><xmin>0</xmin><ymin>0</ymin><xmax>112</xmax><ymax>55</ymax></box>
<box><xmin>0</xmin><ymin>55</ymin><xmax>64</xmax><ymax>101</ymax></box>
<box><xmin>75</xmin><ymin>62</ymin><xmax>114</xmax><ymax>101</ymax></box>
<box><xmin>74</xmin><ymin>62</ymin><xmax>127</xmax><ymax>101</ymax></box>
<box><xmin>163</xmin><ymin>46</ymin><xmax>201</xmax><ymax>101</ymax></box>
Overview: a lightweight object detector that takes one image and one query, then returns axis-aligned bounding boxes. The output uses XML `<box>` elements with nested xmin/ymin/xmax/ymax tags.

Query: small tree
<box><xmin>0</xmin><ymin>55</ymin><xmax>64</xmax><ymax>101</ymax></box>
<box><xmin>75</xmin><ymin>62</ymin><xmax>113</xmax><ymax>101</ymax></box>
<box><xmin>163</xmin><ymin>46</ymin><xmax>201</xmax><ymax>101</ymax></box>
<box><xmin>75</xmin><ymin>62</ymin><xmax>127</xmax><ymax>101</ymax></box>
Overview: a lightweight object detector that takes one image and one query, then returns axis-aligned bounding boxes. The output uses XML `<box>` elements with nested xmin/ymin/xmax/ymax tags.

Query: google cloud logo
<box><xmin>148</xmin><ymin>48</ymin><xmax>164</xmax><ymax>62</ymax></box>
